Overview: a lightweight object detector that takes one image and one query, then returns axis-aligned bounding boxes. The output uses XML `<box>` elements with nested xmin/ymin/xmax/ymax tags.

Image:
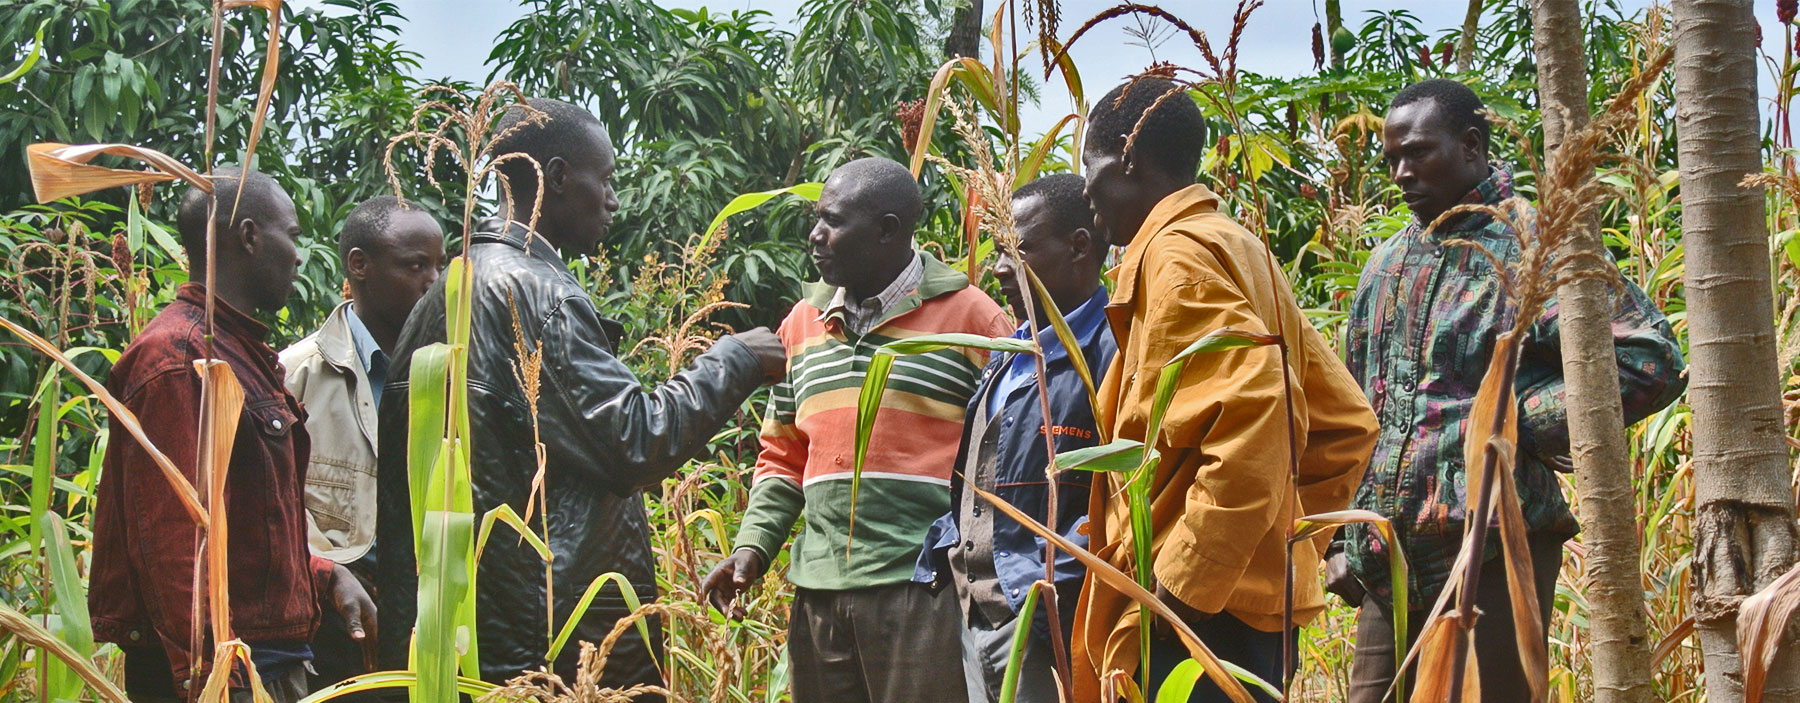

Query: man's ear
<box><xmin>235</xmin><ymin>217</ymin><xmax>260</xmax><ymax>259</ymax></box>
<box><xmin>1461</xmin><ymin>127</ymin><xmax>1485</xmax><ymax>162</ymax></box>
<box><xmin>877</xmin><ymin>212</ymin><xmax>904</xmax><ymax>244</ymax></box>
<box><xmin>345</xmin><ymin>247</ymin><xmax>369</xmax><ymax>283</ymax></box>
<box><xmin>1069</xmin><ymin>226</ymin><xmax>1095</xmax><ymax>264</ymax></box>
<box><xmin>543</xmin><ymin>156</ymin><xmax>569</xmax><ymax>194</ymax></box>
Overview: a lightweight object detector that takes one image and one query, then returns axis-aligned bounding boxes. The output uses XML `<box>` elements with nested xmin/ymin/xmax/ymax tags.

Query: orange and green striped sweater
<box><xmin>733</xmin><ymin>252</ymin><xmax>1013</xmax><ymax>589</ymax></box>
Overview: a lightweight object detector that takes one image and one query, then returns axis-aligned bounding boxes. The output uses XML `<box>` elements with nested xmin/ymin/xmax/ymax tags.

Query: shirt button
<box><xmin>972</xmin><ymin>507</ymin><xmax>982</xmax><ymax>516</ymax></box>
<box><xmin>1011</xmin><ymin>588</ymin><xmax>1021</xmax><ymax>596</ymax></box>
<box><xmin>128</xmin><ymin>630</ymin><xmax>142</xmax><ymax>642</ymax></box>
<box><xmin>834</xmin><ymin>456</ymin><xmax>843</xmax><ymax>465</ymax></box>
<box><xmin>999</xmin><ymin>550</ymin><xmax>1009</xmax><ymax>557</ymax></box>
<box><xmin>272</xmin><ymin>418</ymin><xmax>283</xmax><ymax>430</ymax></box>
<box><xmin>965</xmin><ymin>540</ymin><xmax>975</xmax><ymax>550</ymax></box>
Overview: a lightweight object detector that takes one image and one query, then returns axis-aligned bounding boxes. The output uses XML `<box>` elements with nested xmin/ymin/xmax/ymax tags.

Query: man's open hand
<box><xmin>699</xmin><ymin>548</ymin><xmax>768</xmax><ymax>620</ymax></box>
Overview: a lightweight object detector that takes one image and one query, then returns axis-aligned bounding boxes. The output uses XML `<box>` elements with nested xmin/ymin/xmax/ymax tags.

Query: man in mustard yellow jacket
<box><xmin>1071</xmin><ymin>78</ymin><xmax>1378</xmax><ymax>702</ymax></box>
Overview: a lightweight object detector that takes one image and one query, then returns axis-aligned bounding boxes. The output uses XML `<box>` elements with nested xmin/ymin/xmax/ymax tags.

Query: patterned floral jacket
<box><xmin>1336</xmin><ymin>166</ymin><xmax>1686</xmax><ymax>607</ymax></box>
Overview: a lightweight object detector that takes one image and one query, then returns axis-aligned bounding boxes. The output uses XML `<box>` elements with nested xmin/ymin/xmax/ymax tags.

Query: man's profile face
<box><xmin>1382</xmin><ymin>99</ymin><xmax>1485</xmax><ymax>227</ymax></box>
<box><xmin>247</xmin><ymin>187</ymin><xmax>302</xmax><ymax>314</ymax></box>
<box><xmin>807</xmin><ymin>178</ymin><xmax>885</xmax><ymax>290</ymax></box>
<box><xmin>353</xmin><ymin>209</ymin><xmax>445</xmax><ymax>336</ymax></box>
<box><xmin>554</xmin><ymin>123</ymin><xmax>620</xmax><ymax>254</ymax></box>
<box><xmin>1081</xmin><ymin>139</ymin><xmax>1150</xmax><ymax>248</ymax></box>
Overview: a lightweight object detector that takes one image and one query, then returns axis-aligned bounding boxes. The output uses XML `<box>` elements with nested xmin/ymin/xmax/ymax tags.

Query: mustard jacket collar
<box><xmin>1108</xmin><ymin>183</ymin><xmax>1224</xmax><ymax>308</ymax></box>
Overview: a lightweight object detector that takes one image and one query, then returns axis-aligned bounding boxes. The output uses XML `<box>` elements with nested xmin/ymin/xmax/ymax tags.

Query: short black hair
<box><xmin>489</xmin><ymin>97</ymin><xmax>608</xmax><ymax>201</ymax></box>
<box><xmin>1086</xmin><ymin>78</ymin><xmax>1206</xmax><ymax>179</ymax></box>
<box><xmin>338</xmin><ymin>195</ymin><xmax>415</xmax><ymax>261</ymax></box>
<box><xmin>1013</xmin><ymin>173</ymin><xmax>1094</xmax><ymax>241</ymax></box>
<box><xmin>1389</xmin><ymin>79</ymin><xmax>1491</xmax><ymax>152</ymax></box>
<box><xmin>828</xmin><ymin>157</ymin><xmax>924</xmax><ymax>231</ymax></box>
<box><xmin>176</xmin><ymin>166</ymin><xmax>284</xmax><ymax>265</ymax></box>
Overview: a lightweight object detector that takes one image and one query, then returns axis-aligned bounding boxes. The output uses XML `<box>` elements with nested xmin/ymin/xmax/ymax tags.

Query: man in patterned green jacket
<box><xmin>1331</xmin><ymin>79</ymin><xmax>1686</xmax><ymax>702</ymax></box>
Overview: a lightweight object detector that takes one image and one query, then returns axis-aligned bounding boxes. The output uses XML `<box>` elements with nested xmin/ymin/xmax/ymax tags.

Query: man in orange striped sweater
<box><xmin>701</xmin><ymin>157</ymin><xmax>1012</xmax><ymax>703</ymax></box>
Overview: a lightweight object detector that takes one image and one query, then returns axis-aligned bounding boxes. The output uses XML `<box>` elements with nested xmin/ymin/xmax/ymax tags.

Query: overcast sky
<box><xmin>298</xmin><ymin>0</ymin><xmax>1792</xmax><ymax>137</ymax></box>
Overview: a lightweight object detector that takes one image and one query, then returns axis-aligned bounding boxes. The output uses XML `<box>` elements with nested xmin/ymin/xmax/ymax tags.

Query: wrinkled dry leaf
<box><xmin>26</xmin><ymin>142</ymin><xmax>209</xmax><ymax>203</ymax></box>
<box><xmin>0</xmin><ymin>602</ymin><xmax>129</xmax><ymax>703</ymax></box>
<box><xmin>1409</xmin><ymin>613</ymin><xmax>1481</xmax><ymax>703</ymax></box>
<box><xmin>1739</xmin><ymin>561</ymin><xmax>1800</xmax><ymax>703</ymax></box>
<box><xmin>194</xmin><ymin>359</ymin><xmax>245</xmax><ymax>645</ymax></box>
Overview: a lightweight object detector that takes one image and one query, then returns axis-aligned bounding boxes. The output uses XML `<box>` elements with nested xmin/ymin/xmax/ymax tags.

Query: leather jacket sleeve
<box><xmin>536</xmin><ymin>293</ymin><xmax>764</xmax><ymax>495</ymax></box>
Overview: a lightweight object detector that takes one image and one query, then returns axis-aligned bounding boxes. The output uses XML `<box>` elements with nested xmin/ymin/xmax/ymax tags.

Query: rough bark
<box><xmin>945</xmin><ymin>0</ymin><xmax>984</xmax><ymax>59</ymax></box>
<box><xmin>1671</xmin><ymin>0</ymin><xmax>1800</xmax><ymax>700</ymax></box>
<box><xmin>1459</xmin><ymin>0</ymin><xmax>1482</xmax><ymax>73</ymax></box>
<box><xmin>1325</xmin><ymin>0</ymin><xmax>1346</xmax><ymax>68</ymax></box>
<box><xmin>1531</xmin><ymin>1</ymin><xmax>1655</xmax><ymax>700</ymax></box>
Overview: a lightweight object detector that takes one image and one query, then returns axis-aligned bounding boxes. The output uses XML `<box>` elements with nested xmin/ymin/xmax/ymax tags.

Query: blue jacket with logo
<box><xmin>915</xmin><ymin>287</ymin><xmax>1116</xmax><ymax>642</ymax></box>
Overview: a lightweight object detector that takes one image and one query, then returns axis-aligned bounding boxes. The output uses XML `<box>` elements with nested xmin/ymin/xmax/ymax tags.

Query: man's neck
<box><xmin>498</xmin><ymin>197</ymin><xmax>566</xmax><ymax>251</ymax></box>
<box><xmin>847</xmin><ymin>250</ymin><xmax>915</xmax><ymax>303</ymax></box>
<box><xmin>207</xmin><ymin>273</ymin><xmax>262</xmax><ymax>321</ymax></box>
<box><xmin>350</xmin><ymin>299</ymin><xmax>400</xmax><ymax>354</ymax></box>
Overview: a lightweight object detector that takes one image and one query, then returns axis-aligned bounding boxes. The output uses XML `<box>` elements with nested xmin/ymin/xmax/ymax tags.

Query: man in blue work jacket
<box><xmin>917</xmin><ymin>173</ymin><xmax>1117</xmax><ymax>703</ymax></box>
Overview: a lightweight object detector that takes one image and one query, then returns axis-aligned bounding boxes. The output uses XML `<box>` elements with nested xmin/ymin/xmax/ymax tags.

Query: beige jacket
<box><xmin>281</xmin><ymin>300</ymin><xmax>380</xmax><ymax>564</ymax></box>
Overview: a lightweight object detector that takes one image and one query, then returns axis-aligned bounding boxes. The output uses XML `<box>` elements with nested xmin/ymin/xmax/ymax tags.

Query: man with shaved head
<box><xmin>373</xmin><ymin>97</ymin><xmax>786</xmax><ymax>697</ymax></box>
<box><xmin>702</xmin><ymin>156</ymin><xmax>1011</xmax><ymax>703</ymax></box>
<box><xmin>91</xmin><ymin>167</ymin><xmax>373</xmax><ymax>702</ymax></box>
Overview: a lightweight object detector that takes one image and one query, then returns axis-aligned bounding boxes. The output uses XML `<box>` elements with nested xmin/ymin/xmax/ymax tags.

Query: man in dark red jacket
<box><xmin>89</xmin><ymin>167</ymin><xmax>374</xmax><ymax>703</ymax></box>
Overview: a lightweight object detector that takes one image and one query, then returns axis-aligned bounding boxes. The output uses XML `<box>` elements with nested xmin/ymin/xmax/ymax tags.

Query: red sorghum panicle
<box><xmin>1780</xmin><ymin>0</ymin><xmax>1796</xmax><ymax>24</ymax></box>
<box><xmin>895</xmin><ymin>99</ymin><xmax>926</xmax><ymax>153</ymax></box>
<box><xmin>1418</xmin><ymin>45</ymin><xmax>1433</xmax><ymax>70</ymax></box>
<box><xmin>1441</xmin><ymin>41</ymin><xmax>1454</xmax><ymax>68</ymax></box>
<box><xmin>1312</xmin><ymin>24</ymin><xmax>1325</xmax><ymax>70</ymax></box>
<box><xmin>1300</xmin><ymin>183</ymin><xmax>1318</xmax><ymax>200</ymax></box>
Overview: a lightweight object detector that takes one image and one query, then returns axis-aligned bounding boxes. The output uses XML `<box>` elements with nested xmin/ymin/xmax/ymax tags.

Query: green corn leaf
<box><xmin>911</xmin><ymin>56</ymin><xmax>1002</xmax><ymax>177</ymax></box>
<box><xmin>547</xmin><ymin>571</ymin><xmax>652</xmax><ymax>664</ymax></box>
<box><xmin>1291</xmin><ymin>509</ymin><xmax>1410</xmax><ymax>694</ymax></box>
<box><xmin>997</xmin><ymin>580</ymin><xmax>1045</xmax><ymax>703</ymax></box>
<box><xmin>697</xmin><ymin>183</ymin><xmax>824</xmax><ymax>252</ymax></box>
<box><xmin>293</xmin><ymin>671</ymin><xmax>497</xmax><ymax>703</ymax></box>
<box><xmin>1056</xmin><ymin>439</ymin><xmax>1147</xmax><ymax>473</ymax></box>
<box><xmin>1154</xmin><ymin>658</ymin><xmax>1202</xmax><ymax>703</ymax></box>
<box><xmin>406</xmin><ymin>344</ymin><xmax>451</xmax><ymax>546</ymax></box>
<box><xmin>849</xmin><ymin>333</ymin><xmax>1039</xmax><ymax>560</ymax></box>
<box><xmin>475</xmin><ymin>503</ymin><xmax>552</xmax><ymax>563</ymax></box>
<box><xmin>1016</xmin><ymin>113</ymin><xmax>1080</xmax><ymax>189</ymax></box>
<box><xmin>415</xmin><ymin>509</ymin><xmax>475</xmax><ymax>703</ymax></box>
<box><xmin>28</xmin><ymin>372</ymin><xmax>57</xmax><ymax>556</ymax></box>
<box><xmin>40</xmin><ymin>511</ymin><xmax>92</xmax><ymax>703</ymax></box>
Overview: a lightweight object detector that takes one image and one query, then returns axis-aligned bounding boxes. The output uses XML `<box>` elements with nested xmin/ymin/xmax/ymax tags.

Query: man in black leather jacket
<box><xmin>372</xmin><ymin>98</ymin><xmax>786</xmax><ymax>696</ymax></box>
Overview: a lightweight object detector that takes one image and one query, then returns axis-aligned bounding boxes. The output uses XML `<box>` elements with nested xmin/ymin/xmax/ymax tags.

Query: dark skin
<box><xmin>806</xmin><ymin>174</ymin><xmax>917</xmax><ymax>302</ymax></box>
<box><xmin>195</xmin><ymin>183</ymin><xmax>380</xmax><ymax>645</ymax></box>
<box><xmin>346</xmin><ymin>209</ymin><xmax>446</xmax><ymax>353</ymax></box>
<box><xmin>997</xmin><ymin>195</ymin><xmax>1103</xmax><ymax>323</ymax></box>
<box><xmin>495</xmin><ymin>118</ymin><xmax>787</xmax><ymax>382</ymax></box>
<box><xmin>698</xmin><ymin>170</ymin><xmax>919</xmax><ymax>619</ymax></box>
<box><xmin>1380</xmin><ymin>99</ymin><xmax>1490</xmax><ymax>227</ymax></box>
<box><xmin>1080</xmin><ymin>133</ymin><xmax>1194</xmax><ymax>249</ymax></box>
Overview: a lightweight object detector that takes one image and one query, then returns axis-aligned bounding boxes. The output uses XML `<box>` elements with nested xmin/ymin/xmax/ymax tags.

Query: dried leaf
<box><xmin>970</xmin><ymin>484</ymin><xmax>1261</xmax><ymax>703</ymax></box>
<box><xmin>0</xmin><ymin>602</ymin><xmax>129</xmax><ymax>703</ymax></box>
<box><xmin>26</xmin><ymin>142</ymin><xmax>209</xmax><ymax>203</ymax></box>
<box><xmin>194</xmin><ymin>359</ymin><xmax>245</xmax><ymax>646</ymax></box>
<box><xmin>0</xmin><ymin>315</ymin><xmax>204</xmax><ymax>525</ymax></box>
<box><xmin>1409</xmin><ymin>613</ymin><xmax>1481</xmax><ymax>702</ymax></box>
<box><xmin>1740</xmin><ymin>561</ymin><xmax>1800</xmax><ymax>703</ymax></box>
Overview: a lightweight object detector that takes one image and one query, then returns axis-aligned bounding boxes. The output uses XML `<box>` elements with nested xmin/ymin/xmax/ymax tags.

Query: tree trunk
<box><xmin>1671</xmin><ymin>0</ymin><xmax>1800</xmax><ymax>700</ymax></box>
<box><xmin>1531</xmin><ymin>1</ymin><xmax>1655</xmax><ymax>700</ymax></box>
<box><xmin>1459</xmin><ymin>0</ymin><xmax>1482</xmax><ymax>73</ymax></box>
<box><xmin>944</xmin><ymin>0</ymin><xmax>983</xmax><ymax>59</ymax></box>
<box><xmin>1325</xmin><ymin>0</ymin><xmax>1346</xmax><ymax>68</ymax></box>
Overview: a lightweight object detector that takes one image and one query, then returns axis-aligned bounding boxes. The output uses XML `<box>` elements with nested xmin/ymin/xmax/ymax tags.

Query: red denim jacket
<box><xmin>89</xmin><ymin>284</ymin><xmax>331</xmax><ymax>691</ymax></box>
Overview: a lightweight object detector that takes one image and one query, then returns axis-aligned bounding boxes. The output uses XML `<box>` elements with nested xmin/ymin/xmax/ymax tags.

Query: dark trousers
<box><xmin>1347</xmin><ymin>532</ymin><xmax>1563</xmax><ymax>703</ymax></box>
<box><xmin>1146</xmin><ymin>613</ymin><xmax>1295</xmax><ymax>703</ymax></box>
<box><xmin>789</xmin><ymin>581</ymin><xmax>971</xmax><ymax>703</ymax></box>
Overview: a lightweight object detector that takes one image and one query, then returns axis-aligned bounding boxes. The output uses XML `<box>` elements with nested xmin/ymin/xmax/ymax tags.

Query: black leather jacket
<box><xmin>374</xmin><ymin>219</ymin><xmax>764</xmax><ymax>689</ymax></box>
